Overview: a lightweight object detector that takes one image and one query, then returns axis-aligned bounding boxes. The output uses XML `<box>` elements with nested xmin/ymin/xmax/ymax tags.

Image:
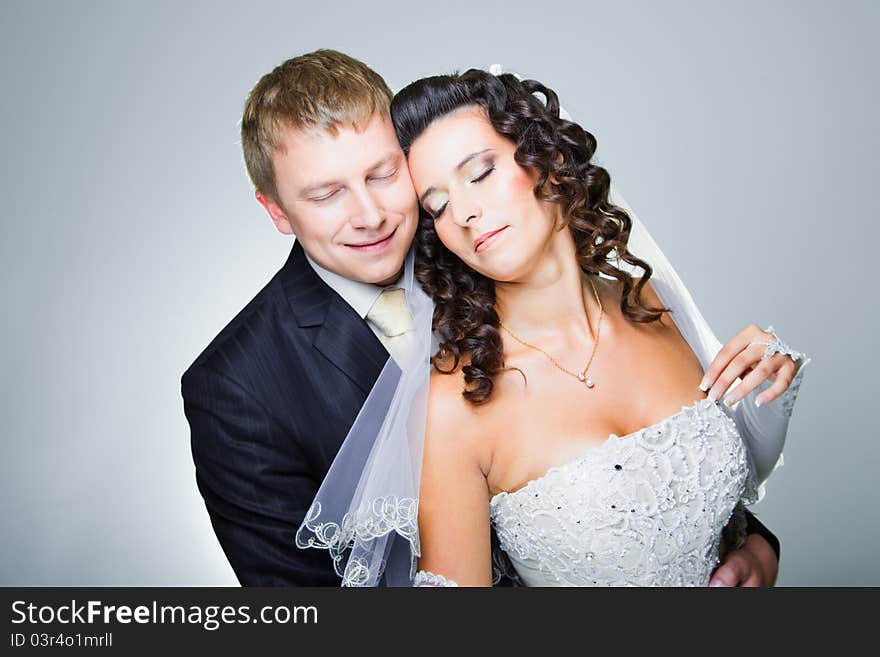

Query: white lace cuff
<box><xmin>751</xmin><ymin>325</ymin><xmax>807</xmax><ymax>364</ymax></box>
<box><xmin>756</xmin><ymin>353</ymin><xmax>810</xmax><ymax>419</ymax></box>
<box><xmin>413</xmin><ymin>570</ymin><xmax>459</xmax><ymax>587</ymax></box>
<box><xmin>726</xmin><ymin>349</ymin><xmax>809</xmax><ymax>501</ymax></box>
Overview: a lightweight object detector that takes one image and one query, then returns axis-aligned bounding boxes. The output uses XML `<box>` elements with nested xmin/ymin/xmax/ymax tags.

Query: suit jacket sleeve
<box><xmin>182</xmin><ymin>365</ymin><xmax>339</xmax><ymax>586</ymax></box>
<box><xmin>743</xmin><ymin>508</ymin><xmax>781</xmax><ymax>561</ymax></box>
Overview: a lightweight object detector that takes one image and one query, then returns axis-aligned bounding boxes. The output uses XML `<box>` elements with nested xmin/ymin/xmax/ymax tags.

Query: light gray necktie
<box><xmin>366</xmin><ymin>288</ymin><xmax>414</xmax><ymax>366</ymax></box>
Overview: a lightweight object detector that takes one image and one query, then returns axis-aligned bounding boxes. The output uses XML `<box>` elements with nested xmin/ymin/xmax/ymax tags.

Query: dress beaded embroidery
<box><xmin>486</xmin><ymin>398</ymin><xmax>758</xmax><ymax>587</ymax></box>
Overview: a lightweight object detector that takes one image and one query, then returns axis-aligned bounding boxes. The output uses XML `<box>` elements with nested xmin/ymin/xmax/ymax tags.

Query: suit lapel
<box><xmin>314</xmin><ymin>296</ymin><xmax>391</xmax><ymax>394</ymax></box>
<box><xmin>281</xmin><ymin>241</ymin><xmax>390</xmax><ymax>395</ymax></box>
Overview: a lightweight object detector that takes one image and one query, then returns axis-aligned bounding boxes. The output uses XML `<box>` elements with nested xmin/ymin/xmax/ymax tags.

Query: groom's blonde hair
<box><xmin>241</xmin><ymin>49</ymin><xmax>393</xmax><ymax>201</ymax></box>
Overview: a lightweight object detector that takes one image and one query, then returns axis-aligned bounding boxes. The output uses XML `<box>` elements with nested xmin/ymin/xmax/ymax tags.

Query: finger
<box><xmin>701</xmin><ymin>349</ymin><xmax>737</xmax><ymax>393</ymax></box>
<box><xmin>700</xmin><ymin>324</ymin><xmax>762</xmax><ymax>391</ymax></box>
<box><xmin>708</xmin><ymin>346</ymin><xmax>763</xmax><ymax>404</ymax></box>
<box><xmin>700</xmin><ymin>324</ymin><xmax>761</xmax><ymax>392</ymax></box>
<box><xmin>741</xmin><ymin>573</ymin><xmax>763</xmax><ymax>588</ymax></box>
<box><xmin>755</xmin><ymin>360</ymin><xmax>795</xmax><ymax>407</ymax></box>
<box><xmin>709</xmin><ymin>560</ymin><xmax>744</xmax><ymax>587</ymax></box>
<box><xmin>720</xmin><ymin>356</ymin><xmax>777</xmax><ymax>406</ymax></box>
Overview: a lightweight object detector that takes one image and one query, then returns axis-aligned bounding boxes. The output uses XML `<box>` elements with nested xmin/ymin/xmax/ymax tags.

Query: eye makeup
<box><xmin>422</xmin><ymin>153</ymin><xmax>496</xmax><ymax>219</ymax></box>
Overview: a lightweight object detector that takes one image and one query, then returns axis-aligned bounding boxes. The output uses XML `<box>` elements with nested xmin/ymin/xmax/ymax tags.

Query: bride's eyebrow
<box><xmin>456</xmin><ymin>148</ymin><xmax>493</xmax><ymax>170</ymax></box>
<box><xmin>419</xmin><ymin>148</ymin><xmax>494</xmax><ymax>205</ymax></box>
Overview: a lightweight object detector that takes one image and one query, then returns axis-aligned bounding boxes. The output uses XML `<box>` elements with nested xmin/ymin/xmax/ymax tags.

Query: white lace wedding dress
<box><xmin>489</xmin><ymin>397</ymin><xmax>757</xmax><ymax>587</ymax></box>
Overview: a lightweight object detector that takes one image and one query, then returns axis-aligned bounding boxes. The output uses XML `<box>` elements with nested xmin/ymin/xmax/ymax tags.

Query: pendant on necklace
<box><xmin>578</xmin><ymin>373</ymin><xmax>595</xmax><ymax>388</ymax></box>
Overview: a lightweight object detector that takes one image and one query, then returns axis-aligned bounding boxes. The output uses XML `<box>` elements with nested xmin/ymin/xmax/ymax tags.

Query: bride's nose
<box><xmin>450</xmin><ymin>196</ymin><xmax>481</xmax><ymax>228</ymax></box>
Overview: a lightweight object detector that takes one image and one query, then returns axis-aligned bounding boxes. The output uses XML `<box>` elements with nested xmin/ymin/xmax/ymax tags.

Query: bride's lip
<box><xmin>474</xmin><ymin>226</ymin><xmax>509</xmax><ymax>253</ymax></box>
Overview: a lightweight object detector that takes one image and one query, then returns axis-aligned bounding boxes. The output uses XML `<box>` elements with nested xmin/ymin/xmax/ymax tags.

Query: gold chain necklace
<box><xmin>499</xmin><ymin>276</ymin><xmax>603</xmax><ymax>389</ymax></box>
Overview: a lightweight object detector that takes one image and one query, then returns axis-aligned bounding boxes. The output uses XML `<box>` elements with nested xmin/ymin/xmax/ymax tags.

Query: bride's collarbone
<box><xmin>427</xmin><ymin>331</ymin><xmax>706</xmax><ymax>493</ymax></box>
<box><xmin>491</xmin><ymin>355</ymin><xmax>703</xmax><ymax>423</ymax></box>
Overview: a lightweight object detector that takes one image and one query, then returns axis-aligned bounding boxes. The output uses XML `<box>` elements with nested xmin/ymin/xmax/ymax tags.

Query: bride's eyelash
<box><xmin>429</xmin><ymin>163</ymin><xmax>496</xmax><ymax>219</ymax></box>
<box><xmin>471</xmin><ymin>165</ymin><xmax>494</xmax><ymax>183</ymax></box>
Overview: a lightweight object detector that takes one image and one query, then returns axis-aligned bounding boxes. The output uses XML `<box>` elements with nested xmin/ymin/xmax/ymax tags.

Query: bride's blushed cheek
<box><xmin>498</xmin><ymin>164</ymin><xmax>540</xmax><ymax>209</ymax></box>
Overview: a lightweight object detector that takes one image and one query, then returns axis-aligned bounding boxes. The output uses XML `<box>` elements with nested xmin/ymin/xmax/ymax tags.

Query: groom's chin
<box><xmin>325</xmin><ymin>247</ymin><xmax>403</xmax><ymax>286</ymax></box>
<box><xmin>355</xmin><ymin>255</ymin><xmax>406</xmax><ymax>286</ymax></box>
<box><xmin>345</xmin><ymin>235</ymin><xmax>412</xmax><ymax>286</ymax></box>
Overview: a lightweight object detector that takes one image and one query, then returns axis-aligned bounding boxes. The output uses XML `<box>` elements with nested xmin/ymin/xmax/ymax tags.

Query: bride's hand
<box><xmin>700</xmin><ymin>324</ymin><xmax>803</xmax><ymax>408</ymax></box>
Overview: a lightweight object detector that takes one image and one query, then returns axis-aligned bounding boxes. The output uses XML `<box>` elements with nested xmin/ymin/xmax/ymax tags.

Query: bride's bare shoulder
<box><xmin>427</xmin><ymin>358</ymin><xmax>474</xmax><ymax>425</ymax></box>
<box><xmin>632</xmin><ymin>275</ymin><xmax>664</xmax><ymax>307</ymax></box>
<box><xmin>425</xmin><ymin>357</ymin><xmax>490</xmax><ymax>464</ymax></box>
<box><xmin>602</xmin><ymin>274</ymin><xmax>665</xmax><ymax>312</ymax></box>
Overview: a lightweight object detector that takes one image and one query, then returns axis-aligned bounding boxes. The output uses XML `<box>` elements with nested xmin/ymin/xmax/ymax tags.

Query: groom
<box><xmin>181</xmin><ymin>49</ymin><xmax>780</xmax><ymax>587</ymax></box>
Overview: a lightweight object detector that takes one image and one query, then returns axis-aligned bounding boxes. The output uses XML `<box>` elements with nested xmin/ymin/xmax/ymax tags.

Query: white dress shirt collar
<box><xmin>304</xmin><ymin>250</ymin><xmax>402</xmax><ymax>319</ymax></box>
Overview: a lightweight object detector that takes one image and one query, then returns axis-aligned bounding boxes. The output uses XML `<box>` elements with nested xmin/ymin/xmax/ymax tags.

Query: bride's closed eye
<box><xmin>469</xmin><ymin>164</ymin><xmax>494</xmax><ymax>184</ymax></box>
<box><xmin>425</xmin><ymin>161</ymin><xmax>496</xmax><ymax>219</ymax></box>
<box><xmin>423</xmin><ymin>191</ymin><xmax>448</xmax><ymax>219</ymax></box>
<box><xmin>462</xmin><ymin>155</ymin><xmax>495</xmax><ymax>186</ymax></box>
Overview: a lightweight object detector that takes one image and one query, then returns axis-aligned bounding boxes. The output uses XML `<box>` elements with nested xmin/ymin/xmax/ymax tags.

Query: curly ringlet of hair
<box><xmin>391</xmin><ymin>69</ymin><xmax>669</xmax><ymax>405</ymax></box>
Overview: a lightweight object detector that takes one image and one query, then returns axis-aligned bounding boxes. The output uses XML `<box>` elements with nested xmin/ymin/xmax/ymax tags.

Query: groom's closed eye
<box><xmin>309</xmin><ymin>188</ymin><xmax>342</xmax><ymax>202</ymax></box>
<box><xmin>300</xmin><ymin>178</ymin><xmax>344</xmax><ymax>202</ymax></box>
<box><xmin>368</xmin><ymin>168</ymin><xmax>399</xmax><ymax>183</ymax></box>
<box><xmin>304</xmin><ymin>170</ymin><xmax>399</xmax><ymax>203</ymax></box>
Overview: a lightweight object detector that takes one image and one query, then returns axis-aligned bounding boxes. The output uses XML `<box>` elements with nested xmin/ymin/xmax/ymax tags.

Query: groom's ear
<box><xmin>256</xmin><ymin>191</ymin><xmax>295</xmax><ymax>236</ymax></box>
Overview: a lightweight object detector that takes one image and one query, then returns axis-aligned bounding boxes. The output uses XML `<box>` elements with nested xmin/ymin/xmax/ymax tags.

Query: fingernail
<box><xmin>707</xmin><ymin>391</ymin><xmax>718</xmax><ymax>402</ymax></box>
<box><xmin>699</xmin><ymin>378</ymin><xmax>710</xmax><ymax>392</ymax></box>
<box><xmin>710</xmin><ymin>579</ymin><xmax>727</xmax><ymax>587</ymax></box>
<box><xmin>723</xmin><ymin>396</ymin><xmax>737</xmax><ymax>407</ymax></box>
<box><xmin>755</xmin><ymin>398</ymin><xmax>763</xmax><ymax>408</ymax></box>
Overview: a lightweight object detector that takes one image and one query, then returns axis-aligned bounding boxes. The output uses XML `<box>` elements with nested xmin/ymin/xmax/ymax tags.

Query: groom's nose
<box><xmin>348</xmin><ymin>186</ymin><xmax>383</xmax><ymax>229</ymax></box>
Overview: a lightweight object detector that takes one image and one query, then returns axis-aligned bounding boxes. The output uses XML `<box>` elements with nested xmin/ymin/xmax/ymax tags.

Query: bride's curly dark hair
<box><xmin>391</xmin><ymin>69</ymin><xmax>668</xmax><ymax>405</ymax></box>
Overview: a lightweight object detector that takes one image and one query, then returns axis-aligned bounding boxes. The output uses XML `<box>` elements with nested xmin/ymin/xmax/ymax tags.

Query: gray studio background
<box><xmin>2</xmin><ymin>0</ymin><xmax>876</xmax><ymax>586</ymax></box>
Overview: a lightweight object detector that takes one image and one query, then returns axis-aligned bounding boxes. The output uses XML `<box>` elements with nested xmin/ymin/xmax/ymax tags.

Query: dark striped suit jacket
<box><xmin>182</xmin><ymin>240</ymin><xmax>392</xmax><ymax>585</ymax></box>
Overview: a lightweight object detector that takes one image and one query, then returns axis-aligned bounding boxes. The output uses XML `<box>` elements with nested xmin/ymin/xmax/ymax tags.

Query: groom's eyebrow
<box><xmin>300</xmin><ymin>178</ymin><xmax>342</xmax><ymax>197</ymax></box>
<box><xmin>419</xmin><ymin>149</ymin><xmax>493</xmax><ymax>205</ymax></box>
<box><xmin>365</xmin><ymin>153</ymin><xmax>398</xmax><ymax>173</ymax></box>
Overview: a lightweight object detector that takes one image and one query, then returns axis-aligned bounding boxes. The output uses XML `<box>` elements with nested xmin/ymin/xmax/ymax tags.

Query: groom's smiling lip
<box><xmin>345</xmin><ymin>227</ymin><xmax>397</xmax><ymax>253</ymax></box>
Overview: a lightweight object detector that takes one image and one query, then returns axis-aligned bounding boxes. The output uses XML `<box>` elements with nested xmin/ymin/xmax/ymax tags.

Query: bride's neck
<box><xmin>494</xmin><ymin>229</ymin><xmax>598</xmax><ymax>340</ymax></box>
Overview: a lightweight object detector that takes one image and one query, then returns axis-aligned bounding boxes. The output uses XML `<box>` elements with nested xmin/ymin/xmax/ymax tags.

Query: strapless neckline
<box><xmin>489</xmin><ymin>396</ymin><xmax>719</xmax><ymax>505</ymax></box>
<box><xmin>486</xmin><ymin>394</ymin><xmax>756</xmax><ymax>587</ymax></box>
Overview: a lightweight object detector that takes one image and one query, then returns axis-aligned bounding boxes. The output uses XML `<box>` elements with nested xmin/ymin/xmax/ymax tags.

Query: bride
<box><xmin>297</xmin><ymin>68</ymin><xmax>808</xmax><ymax>587</ymax></box>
